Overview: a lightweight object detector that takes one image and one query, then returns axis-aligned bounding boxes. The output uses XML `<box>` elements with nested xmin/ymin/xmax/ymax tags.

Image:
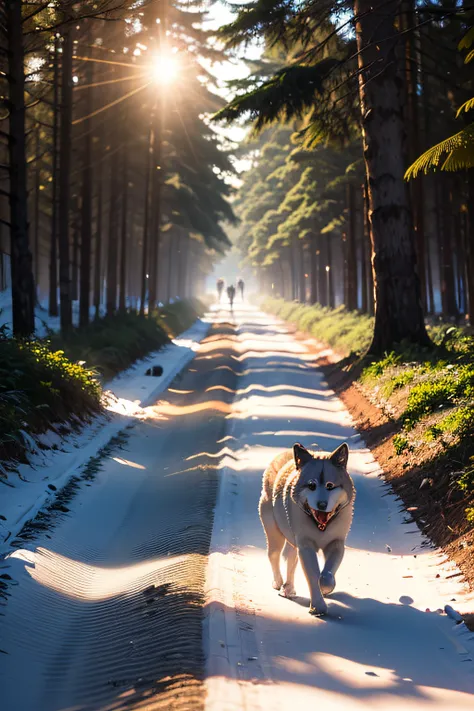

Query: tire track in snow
<box><xmin>0</xmin><ymin>316</ymin><xmax>240</xmax><ymax>711</ymax></box>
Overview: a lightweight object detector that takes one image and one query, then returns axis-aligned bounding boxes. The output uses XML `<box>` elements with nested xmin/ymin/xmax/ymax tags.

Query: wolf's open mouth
<box><xmin>310</xmin><ymin>508</ymin><xmax>333</xmax><ymax>530</ymax></box>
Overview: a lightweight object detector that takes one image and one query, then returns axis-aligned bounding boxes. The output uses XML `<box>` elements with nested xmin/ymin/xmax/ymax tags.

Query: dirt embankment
<box><xmin>318</xmin><ymin>356</ymin><xmax>474</xmax><ymax>606</ymax></box>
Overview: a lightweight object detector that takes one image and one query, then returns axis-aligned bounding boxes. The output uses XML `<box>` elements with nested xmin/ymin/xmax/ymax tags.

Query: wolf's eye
<box><xmin>326</xmin><ymin>482</ymin><xmax>335</xmax><ymax>490</ymax></box>
<box><xmin>307</xmin><ymin>481</ymin><xmax>316</xmax><ymax>491</ymax></box>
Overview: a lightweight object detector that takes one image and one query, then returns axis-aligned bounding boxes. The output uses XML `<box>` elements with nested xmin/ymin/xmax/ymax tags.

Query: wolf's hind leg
<box><xmin>281</xmin><ymin>541</ymin><xmax>298</xmax><ymax>598</ymax></box>
<box><xmin>321</xmin><ymin>539</ymin><xmax>345</xmax><ymax>595</ymax></box>
<box><xmin>259</xmin><ymin>498</ymin><xmax>285</xmax><ymax>590</ymax></box>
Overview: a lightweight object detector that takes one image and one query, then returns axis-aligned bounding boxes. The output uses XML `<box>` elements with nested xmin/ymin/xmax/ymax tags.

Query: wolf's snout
<box><xmin>317</xmin><ymin>501</ymin><xmax>327</xmax><ymax>511</ymax></box>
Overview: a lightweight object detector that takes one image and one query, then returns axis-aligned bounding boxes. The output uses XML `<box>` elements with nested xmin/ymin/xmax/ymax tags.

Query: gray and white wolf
<box><xmin>259</xmin><ymin>443</ymin><xmax>355</xmax><ymax>616</ymax></box>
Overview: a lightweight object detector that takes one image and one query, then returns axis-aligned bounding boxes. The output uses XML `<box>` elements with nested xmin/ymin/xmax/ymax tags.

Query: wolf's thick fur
<box><xmin>259</xmin><ymin>443</ymin><xmax>355</xmax><ymax>616</ymax></box>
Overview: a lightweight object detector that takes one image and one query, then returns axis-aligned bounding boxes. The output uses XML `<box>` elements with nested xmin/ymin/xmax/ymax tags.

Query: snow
<box><xmin>204</xmin><ymin>305</ymin><xmax>474</xmax><ymax>711</ymax></box>
<box><xmin>0</xmin><ymin>290</ymin><xmax>106</xmax><ymax>337</ymax></box>
<box><xmin>0</xmin><ymin>316</ymin><xmax>210</xmax><ymax>555</ymax></box>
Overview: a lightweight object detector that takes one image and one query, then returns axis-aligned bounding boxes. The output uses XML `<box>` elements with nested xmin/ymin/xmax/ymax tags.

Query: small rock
<box><xmin>145</xmin><ymin>365</ymin><xmax>163</xmax><ymax>377</ymax></box>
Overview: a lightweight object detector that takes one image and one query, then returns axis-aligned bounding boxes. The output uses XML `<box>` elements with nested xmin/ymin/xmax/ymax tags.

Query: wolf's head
<box><xmin>291</xmin><ymin>443</ymin><xmax>354</xmax><ymax>531</ymax></box>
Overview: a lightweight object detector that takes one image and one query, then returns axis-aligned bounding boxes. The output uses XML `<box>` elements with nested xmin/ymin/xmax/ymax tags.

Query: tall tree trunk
<box><xmin>346</xmin><ymin>182</ymin><xmax>358</xmax><ymax>310</ymax></box>
<box><xmin>140</xmin><ymin>124</ymin><xmax>153</xmax><ymax>316</ymax></box>
<box><xmin>403</xmin><ymin>0</ymin><xmax>427</xmax><ymax>313</ymax></box>
<box><xmin>33</xmin><ymin>126</ymin><xmax>41</xmax><ymax>296</ymax></box>
<box><xmin>298</xmin><ymin>239</ymin><xmax>306</xmax><ymax>302</ymax></box>
<box><xmin>58</xmin><ymin>28</ymin><xmax>73</xmax><ymax>330</ymax></box>
<box><xmin>354</xmin><ymin>0</ymin><xmax>429</xmax><ymax>353</ymax></box>
<box><xmin>439</xmin><ymin>185</ymin><xmax>458</xmax><ymax>319</ymax></box>
<box><xmin>72</xmin><ymin>201</ymin><xmax>79</xmax><ymax>302</ymax></box>
<box><xmin>310</xmin><ymin>233</ymin><xmax>318</xmax><ymax>304</ymax></box>
<box><xmin>362</xmin><ymin>177</ymin><xmax>374</xmax><ymax>315</ymax></box>
<box><xmin>49</xmin><ymin>33</ymin><xmax>60</xmax><ymax>317</ymax></box>
<box><xmin>360</xmin><ymin>185</ymin><xmax>368</xmax><ymax>313</ymax></box>
<box><xmin>148</xmin><ymin>105</ymin><xmax>162</xmax><ymax>311</ymax></box>
<box><xmin>6</xmin><ymin>0</ymin><xmax>35</xmax><ymax>336</ymax></box>
<box><xmin>326</xmin><ymin>233</ymin><xmax>334</xmax><ymax>308</ymax></box>
<box><xmin>118</xmin><ymin>142</ymin><xmax>128</xmax><ymax>312</ymax></box>
<box><xmin>106</xmin><ymin>148</ymin><xmax>120</xmax><ymax>315</ymax></box>
<box><xmin>79</xmin><ymin>54</ymin><xmax>93</xmax><ymax>328</ymax></box>
<box><xmin>288</xmin><ymin>235</ymin><xmax>296</xmax><ymax>300</ymax></box>
<box><xmin>93</xmin><ymin>157</ymin><xmax>103</xmax><ymax>319</ymax></box>
<box><xmin>467</xmin><ymin>173</ymin><xmax>474</xmax><ymax>322</ymax></box>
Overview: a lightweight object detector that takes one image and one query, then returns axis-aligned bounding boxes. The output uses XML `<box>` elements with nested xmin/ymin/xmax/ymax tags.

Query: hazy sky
<box><xmin>201</xmin><ymin>2</ymin><xmax>261</xmax><ymax>176</ymax></box>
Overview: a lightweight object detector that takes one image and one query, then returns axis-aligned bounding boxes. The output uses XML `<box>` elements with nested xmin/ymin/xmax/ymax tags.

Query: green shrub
<box><xmin>381</xmin><ymin>370</ymin><xmax>416</xmax><ymax>398</ymax></box>
<box><xmin>393</xmin><ymin>434</ymin><xmax>410</xmax><ymax>455</ymax></box>
<box><xmin>0</xmin><ymin>335</ymin><xmax>101</xmax><ymax>464</ymax></box>
<box><xmin>402</xmin><ymin>366</ymin><xmax>474</xmax><ymax>430</ymax></box>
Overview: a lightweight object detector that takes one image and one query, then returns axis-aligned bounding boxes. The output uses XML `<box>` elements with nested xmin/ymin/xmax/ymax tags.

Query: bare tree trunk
<box><xmin>362</xmin><ymin>177</ymin><xmax>374</xmax><ymax>315</ymax></box>
<box><xmin>93</xmin><ymin>157</ymin><xmax>102</xmax><ymax>319</ymax></box>
<box><xmin>354</xmin><ymin>0</ymin><xmax>429</xmax><ymax>353</ymax></box>
<box><xmin>310</xmin><ymin>233</ymin><xmax>318</xmax><ymax>304</ymax></box>
<box><xmin>140</xmin><ymin>123</ymin><xmax>153</xmax><ymax>316</ymax></box>
<box><xmin>118</xmin><ymin>142</ymin><xmax>128</xmax><ymax>312</ymax></box>
<box><xmin>106</xmin><ymin>147</ymin><xmax>120</xmax><ymax>316</ymax></box>
<box><xmin>58</xmin><ymin>27</ymin><xmax>73</xmax><ymax>330</ymax></box>
<box><xmin>148</xmin><ymin>105</ymin><xmax>162</xmax><ymax>311</ymax></box>
<box><xmin>439</xmin><ymin>185</ymin><xmax>458</xmax><ymax>319</ymax></box>
<box><xmin>49</xmin><ymin>33</ymin><xmax>60</xmax><ymax>317</ymax></box>
<box><xmin>6</xmin><ymin>0</ymin><xmax>35</xmax><ymax>336</ymax></box>
<box><xmin>79</xmin><ymin>53</ymin><xmax>93</xmax><ymax>328</ymax></box>
<box><xmin>360</xmin><ymin>184</ymin><xmax>368</xmax><ymax>313</ymax></box>
<box><xmin>72</xmin><ymin>200</ymin><xmax>79</xmax><ymax>302</ymax></box>
<box><xmin>346</xmin><ymin>182</ymin><xmax>358</xmax><ymax>310</ymax></box>
<box><xmin>297</xmin><ymin>239</ymin><xmax>305</xmax><ymax>302</ymax></box>
<box><xmin>33</xmin><ymin>126</ymin><xmax>41</xmax><ymax>296</ymax></box>
<box><xmin>467</xmin><ymin>173</ymin><xmax>474</xmax><ymax>322</ymax></box>
<box><xmin>403</xmin><ymin>0</ymin><xmax>427</xmax><ymax>313</ymax></box>
<box><xmin>326</xmin><ymin>233</ymin><xmax>334</xmax><ymax>308</ymax></box>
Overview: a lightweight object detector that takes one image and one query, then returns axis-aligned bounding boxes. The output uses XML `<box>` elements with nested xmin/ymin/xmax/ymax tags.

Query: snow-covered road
<box><xmin>1</xmin><ymin>305</ymin><xmax>473</xmax><ymax>711</ymax></box>
<box><xmin>204</xmin><ymin>305</ymin><xmax>474</xmax><ymax>711</ymax></box>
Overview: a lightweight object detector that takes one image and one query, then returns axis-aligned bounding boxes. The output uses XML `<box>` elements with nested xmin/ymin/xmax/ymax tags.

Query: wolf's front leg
<box><xmin>297</xmin><ymin>545</ymin><xmax>327</xmax><ymax>616</ymax></box>
<box><xmin>320</xmin><ymin>539</ymin><xmax>345</xmax><ymax>595</ymax></box>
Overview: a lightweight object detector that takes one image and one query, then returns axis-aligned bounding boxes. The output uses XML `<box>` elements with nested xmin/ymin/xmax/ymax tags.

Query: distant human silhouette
<box><xmin>217</xmin><ymin>277</ymin><xmax>224</xmax><ymax>302</ymax></box>
<box><xmin>227</xmin><ymin>284</ymin><xmax>236</xmax><ymax>309</ymax></box>
<box><xmin>237</xmin><ymin>278</ymin><xmax>244</xmax><ymax>301</ymax></box>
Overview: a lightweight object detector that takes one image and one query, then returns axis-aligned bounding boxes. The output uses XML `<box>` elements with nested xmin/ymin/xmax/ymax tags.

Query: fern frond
<box><xmin>405</xmin><ymin>123</ymin><xmax>474</xmax><ymax>179</ymax></box>
<box><xmin>456</xmin><ymin>97</ymin><xmax>474</xmax><ymax>116</ymax></box>
<box><xmin>459</xmin><ymin>25</ymin><xmax>474</xmax><ymax>51</ymax></box>
<box><xmin>465</xmin><ymin>48</ymin><xmax>474</xmax><ymax>63</ymax></box>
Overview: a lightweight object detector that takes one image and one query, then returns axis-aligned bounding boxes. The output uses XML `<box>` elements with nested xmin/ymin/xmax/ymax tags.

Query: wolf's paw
<box><xmin>309</xmin><ymin>602</ymin><xmax>328</xmax><ymax>617</ymax></box>
<box><xmin>280</xmin><ymin>583</ymin><xmax>296</xmax><ymax>598</ymax></box>
<box><xmin>320</xmin><ymin>572</ymin><xmax>336</xmax><ymax>596</ymax></box>
<box><xmin>272</xmin><ymin>577</ymin><xmax>283</xmax><ymax>591</ymax></box>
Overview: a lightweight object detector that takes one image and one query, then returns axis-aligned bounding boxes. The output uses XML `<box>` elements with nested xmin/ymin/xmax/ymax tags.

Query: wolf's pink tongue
<box><xmin>314</xmin><ymin>510</ymin><xmax>329</xmax><ymax>524</ymax></box>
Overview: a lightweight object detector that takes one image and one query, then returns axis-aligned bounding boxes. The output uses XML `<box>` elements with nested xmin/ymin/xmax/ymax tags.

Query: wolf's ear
<box><xmin>293</xmin><ymin>443</ymin><xmax>312</xmax><ymax>470</ymax></box>
<box><xmin>330</xmin><ymin>443</ymin><xmax>349</xmax><ymax>468</ymax></box>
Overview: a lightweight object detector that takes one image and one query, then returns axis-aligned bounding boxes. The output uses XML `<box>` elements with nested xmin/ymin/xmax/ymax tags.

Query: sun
<box><xmin>151</xmin><ymin>52</ymin><xmax>179</xmax><ymax>85</ymax></box>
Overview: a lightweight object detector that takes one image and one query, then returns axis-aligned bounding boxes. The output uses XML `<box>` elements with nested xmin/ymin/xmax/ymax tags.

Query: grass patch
<box><xmin>0</xmin><ymin>331</ymin><xmax>101</xmax><ymax>466</ymax></box>
<box><xmin>1</xmin><ymin>298</ymin><xmax>205</xmax><ymax>471</ymax></box>
<box><xmin>262</xmin><ymin>297</ymin><xmax>373</xmax><ymax>355</ymax></box>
